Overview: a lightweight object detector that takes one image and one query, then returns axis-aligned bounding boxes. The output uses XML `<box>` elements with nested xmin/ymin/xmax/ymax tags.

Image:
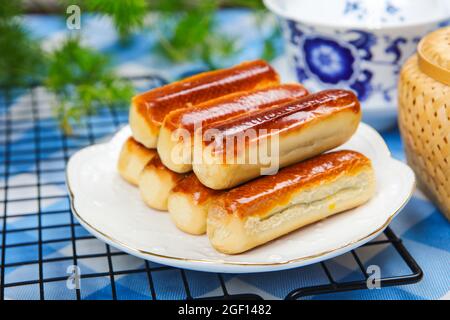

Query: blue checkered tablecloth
<box><xmin>0</xmin><ymin>10</ymin><xmax>448</xmax><ymax>300</ymax></box>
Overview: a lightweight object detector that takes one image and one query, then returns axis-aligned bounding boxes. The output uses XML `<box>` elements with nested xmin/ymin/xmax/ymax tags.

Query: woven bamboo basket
<box><xmin>398</xmin><ymin>26</ymin><xmax>450</xmax><ymax>220</ymax></box>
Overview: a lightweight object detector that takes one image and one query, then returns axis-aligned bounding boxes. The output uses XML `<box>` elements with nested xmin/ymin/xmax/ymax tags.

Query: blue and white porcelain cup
<box><xmin>264</xmin><ymin>0</ymin><xmax>450</xmax><ymax>131</ymax></box>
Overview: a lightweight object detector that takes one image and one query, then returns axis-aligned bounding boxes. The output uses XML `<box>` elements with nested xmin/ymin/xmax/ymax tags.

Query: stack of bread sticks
<box><xmin>118</xmin><ymin>60</ymin><xmax>375</xmax><ymax>254</ymax></box>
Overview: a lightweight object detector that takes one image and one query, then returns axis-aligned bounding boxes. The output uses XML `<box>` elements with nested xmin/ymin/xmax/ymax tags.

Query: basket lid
<box><xmin>417</xmin><ymin>26</ymin><xmax>450</xmax><ymax>86</ymax></box>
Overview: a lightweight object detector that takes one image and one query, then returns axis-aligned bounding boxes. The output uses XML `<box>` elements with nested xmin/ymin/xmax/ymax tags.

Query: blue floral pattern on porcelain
<box><xmin>303</xmin><ymin>37</ymin><xmax>356</xmax><ymax>85</ymax></box>
<box><xmin>283</xmin><ymin>20</ymin><xmax>444</xmax><ymax>104</ymax></box>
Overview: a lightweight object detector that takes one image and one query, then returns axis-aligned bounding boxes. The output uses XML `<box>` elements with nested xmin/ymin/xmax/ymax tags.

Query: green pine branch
<box><xmin>46</xmin><ymin>37</ymin><xmax>134</xmax><ymax>134</ymax></box>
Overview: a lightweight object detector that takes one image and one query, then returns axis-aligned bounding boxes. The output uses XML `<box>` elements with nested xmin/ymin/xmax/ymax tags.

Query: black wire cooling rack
<box><xmin>0</xmin><ymin>76</ymin><xmax>423</xmax><ymax>300</ymax></box>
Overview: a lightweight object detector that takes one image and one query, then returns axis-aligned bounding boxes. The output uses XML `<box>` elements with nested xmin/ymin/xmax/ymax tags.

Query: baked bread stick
<box><xmin>207</xmin><ymin>150</ymin><xmax>375</xmax><ymax>254</ymax></box>
<box><xmin>193</xmin><ymin>89</ymin><xmax>361</xmax><ymax>190</ymax></box>
<box><xmin>139</xmin><ymin>155</ymin><xmax>187</xmax><ymax>211</ymax></box>
<box><xmin>117</xmin><ymin>137</ymin><xmax>157</xmax><ymax>186</ymax></box>
<box><xmin>168</xmin><ymin>174</ymin><xmax>222</xmax><ymax>235</ymax></box>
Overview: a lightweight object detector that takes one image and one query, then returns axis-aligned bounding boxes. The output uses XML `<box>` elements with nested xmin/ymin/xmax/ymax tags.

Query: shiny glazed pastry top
<box><xmin>133</xmin><ymin>59</ymin><xmax>279</xmax><ymax>130</ymax></box>
<box><xmin>202</xmin><ymin>89</ymin><xmax>360</xmax><ymax>154</ymax></box>
<box><xmin>212</xmin><ymin>150</ymin><xmax>372</xmax><ymax>219</ymax></box>
<box><xmin>162</xmin><ymin>83</ymin><xmax>309</xmax><ymax>132</ymax></box>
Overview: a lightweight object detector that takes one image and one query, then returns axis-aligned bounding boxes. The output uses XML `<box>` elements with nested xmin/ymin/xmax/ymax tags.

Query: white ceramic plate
<box><xmin>67</xmin><ymin>123</ymin><xmax>415</xmax><ymax>273</ymax></box>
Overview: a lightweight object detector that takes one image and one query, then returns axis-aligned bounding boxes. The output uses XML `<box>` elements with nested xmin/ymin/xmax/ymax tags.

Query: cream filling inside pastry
<box><xmin>207</xmin><ymin>170</ymin><xmax>375</xmax><ymax>254</ymax></box>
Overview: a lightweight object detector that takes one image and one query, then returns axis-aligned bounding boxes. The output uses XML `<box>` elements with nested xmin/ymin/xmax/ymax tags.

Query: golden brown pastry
<box><xmin>138</xmin><ymin>155</ymin><xmax>187</xmax><ymax>211</ymax></box>
<box><xmin>157</xmin><ymin>84</ymin><xmax>309</xmax><ymax>173</ymax></box>
<box><xmin>117</xmin><ymin>137</ymin><xmax>157</xmax><ymax>186</ymax></box>
<box><xmin>193</xmin><ymin>89</ymin><xmax>361</xmax><ymax>190</ymax></box>
<box><xmin>207</xmin><ymin>150</ymin><xmax>376</xmax><ymax>254</ymax></box>
<box><xmin>168</xmin><ymin>174</ymin><xmax>222</xmax><ymax>235</ymax></box>
<box><xmin>130</xmin><ymin>60</ymin><xmax>279</xmax><ymax>148</ymax></box>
